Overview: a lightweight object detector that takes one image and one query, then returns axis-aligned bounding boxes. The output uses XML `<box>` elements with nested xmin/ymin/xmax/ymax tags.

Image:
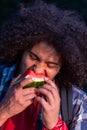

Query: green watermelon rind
<box><xmin>23</xmin><ymin>81</ymin><xmax>45</xmax><ymax>89</ymax></box>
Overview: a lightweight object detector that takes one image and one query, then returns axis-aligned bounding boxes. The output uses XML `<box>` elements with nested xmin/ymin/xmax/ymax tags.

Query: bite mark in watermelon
<box><xmin>21</xmin><ymin>69</ymin><xmax>45</xmax><ymax>88</ymax></box>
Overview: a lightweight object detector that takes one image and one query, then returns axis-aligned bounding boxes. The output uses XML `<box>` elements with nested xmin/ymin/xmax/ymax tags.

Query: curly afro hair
<box><xmin>0</xmin><ymin>1</ymin><xmax>87</xmax><ymax>88</ymax></box>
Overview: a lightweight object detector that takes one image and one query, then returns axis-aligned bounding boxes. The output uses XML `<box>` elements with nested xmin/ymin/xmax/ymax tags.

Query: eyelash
<box><xmin>29</xmin><ymin>52</ymin><xmax>58</xmax><ymax>69</ymax></box>
<box><xmin>46</xmin><ymin>63</ymin><xmax>58</xmax><ymax>68</ymax></box>
<box><xmin>29</xmin><ymin>52</ymin><xmax>40</xmax><ymax>61</ymax></box>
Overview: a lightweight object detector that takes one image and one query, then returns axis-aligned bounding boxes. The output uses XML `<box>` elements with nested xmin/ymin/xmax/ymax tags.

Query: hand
<box><xmin>0</xmin><ymin>75</ymin><xmax>37</xmax><ymax>121</ymax></box>
<box><xmin>35</xmin><ymin>77</ymin><xmax>60</xmax><ymax>129</ymax></box>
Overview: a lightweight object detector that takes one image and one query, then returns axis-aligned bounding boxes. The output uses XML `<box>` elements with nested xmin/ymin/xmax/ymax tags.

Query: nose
<box><xmin>34</xmin><ymin>62</ymin><xmax>46</xmax><ymax>74</ymax></box>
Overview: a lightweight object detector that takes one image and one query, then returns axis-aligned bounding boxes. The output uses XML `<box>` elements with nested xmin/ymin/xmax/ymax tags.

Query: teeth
<box><xmin>25</xmin><ymin>75</ymin><xmax>30</xmax><ymax>79</ymax></box>
<box><xmin>32</xmin><ymin>77</ymin><xmax>44</xmax><ymax>81</ymax></box>
<box><xmin>24</xmin><ymin>75</ymin><xmax>44</xmax><ymax>82</ymax></box>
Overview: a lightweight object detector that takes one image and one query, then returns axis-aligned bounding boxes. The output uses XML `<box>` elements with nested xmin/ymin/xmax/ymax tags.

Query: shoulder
<box><xmin>72</xmin><ymin>85</ymin><xmax>87</xmax><ymax>106</ymax></box>
<box><xmin>0</xmin><ymin>64</ymin><xmax>16</xmax><ymax>78</ymax></box>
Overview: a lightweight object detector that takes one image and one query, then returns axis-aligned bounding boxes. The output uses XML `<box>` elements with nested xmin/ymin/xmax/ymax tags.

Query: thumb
<box><xmin>10</xmin><ymin>74</ymin><xmax>22</xmax><ymax>88</ymax></box>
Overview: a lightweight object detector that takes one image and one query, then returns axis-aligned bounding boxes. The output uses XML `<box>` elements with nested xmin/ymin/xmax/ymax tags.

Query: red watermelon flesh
<box><xmin>21</xmin><ymin>69</ymin><xmax>45</xmax><ymax>88</ymax></box>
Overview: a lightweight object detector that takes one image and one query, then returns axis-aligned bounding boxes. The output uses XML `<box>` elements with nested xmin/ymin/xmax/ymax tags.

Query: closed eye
<box><xmin>28</xmin><ymin>51</ymin><xmax>59</xmax><ymax>69</ymax></box>
<box><xmin>46</xmin><ymin>62</ymin><xmax>59</xmax><ymax>68</ymax></box>
<box><xmin>29</xmin><ymin>51</ymin><xmax>40</xmax><ymax>61</ymax></box>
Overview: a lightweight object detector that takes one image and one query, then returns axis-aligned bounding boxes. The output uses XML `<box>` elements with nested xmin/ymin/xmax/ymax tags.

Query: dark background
<box><xmin>0</xmin><ymin>0</ymin><xmax>87</xmax><ymax>93</ymax></box>
<box><xmin>1</xmin><ymin>0</ymin><xmax>87</xmax><ymax>25</ymax></box>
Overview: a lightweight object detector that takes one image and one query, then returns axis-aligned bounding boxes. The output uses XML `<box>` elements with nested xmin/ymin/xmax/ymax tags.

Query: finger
<box><xmin>24</xmin><ymin>93</ymin><xmax>36</xmax><ymax>101</ymax></box>
<box><xmin>35</xmin><ymin>96</ymin><xmax>49</xmax><ymax>110</ymax></box>
<box><xmin>14</xmin><ymin>77</ymin><xmax>33</xmax><ymax>89</ymax></box>
<box><xmin>10</xmin><ymin>74</ymin><xmax>21</xmax><ymax>87</ymax></box>
<box><xmin>42</xmin><ymin>84</ymin><xmax>60</xmax><ymax>100</ymax></box>
<box><xmin>44</xmin><ymin>78</ymin><xmax>60</xmax><ymax>97</ymax></box>
<box><xmin>45</xmin><ymin>77</ymin><xmax>57</xmax><ymax>89</ymax></box>
<box><xmin>23</xmin><ymin>99</ymin><xmax>34</xmax><ymax>107</ymax></box>
<box><xmin>12</xmin><ymin>74</ymin><xmax>21</xmax><ymax>82</ymax></box>
<box><xmin>22</xmin><ymin>87</ymin><xmax>36</xmax><ymax>96</ymax></box>
<box><xmin>36</xmin><ymin>86</ymin><xmax>54</xmax><ymax>105</ymax></box>
<box><xmin>19</xmin><ymin>98</ymin><xmax>34</xmax><ymax>107</ymax></box>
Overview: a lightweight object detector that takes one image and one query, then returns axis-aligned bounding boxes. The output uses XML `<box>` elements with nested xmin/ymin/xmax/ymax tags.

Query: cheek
<box><xmin>46</xmin><ymin>69</ymin><xmax>60</xmax><ymax>80</ymax></box>
<box><xmin>20</xmin><ymin>56</ymin><xmax>35</xmax><ymax>73</ymax></box>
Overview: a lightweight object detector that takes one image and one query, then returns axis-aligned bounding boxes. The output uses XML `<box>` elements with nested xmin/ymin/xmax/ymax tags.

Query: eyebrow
<box><xmin>29</xmin><ymin>51</ymin><xmax>59</xmax><ymax>65</ymax></box>
<box><xmin>47</xmin><ymin>61</ymin><xmax>59</xmax><ymax>65</ymax></box>
<box><xmin>29</xmin><ymin>51</ymin><xmax>40</xmax><ymax>60</ymax></box>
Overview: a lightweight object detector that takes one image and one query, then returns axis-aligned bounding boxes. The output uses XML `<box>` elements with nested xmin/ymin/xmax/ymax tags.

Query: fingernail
<box><xmin>44</xmin><ymin>77</ymin><xmax>49</xmax><ymax>80</ymax></box>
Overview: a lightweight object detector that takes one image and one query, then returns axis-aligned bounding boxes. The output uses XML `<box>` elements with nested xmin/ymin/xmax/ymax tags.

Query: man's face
<box><xmin>20</xmin><ymin>42</ymin><xmax>62</xmax><ymax>80</ymax></box>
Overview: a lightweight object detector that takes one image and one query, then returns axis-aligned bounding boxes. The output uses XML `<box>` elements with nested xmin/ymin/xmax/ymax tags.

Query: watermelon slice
<box><xmin>21</xmin><ymin>69</ymin><xmax>45</xmax><ymax>89</ymax></box>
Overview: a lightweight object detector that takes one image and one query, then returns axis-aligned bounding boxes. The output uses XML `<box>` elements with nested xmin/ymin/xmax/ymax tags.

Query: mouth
<box><xmin>21</xmin><ymin>68</ymin><xmax>46</xmax><ymax>89</ymax></box>
<box><xmin>27</xmin><ymin>64</ymin><xmax>47</xmax><ymax>76</ymax></box>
